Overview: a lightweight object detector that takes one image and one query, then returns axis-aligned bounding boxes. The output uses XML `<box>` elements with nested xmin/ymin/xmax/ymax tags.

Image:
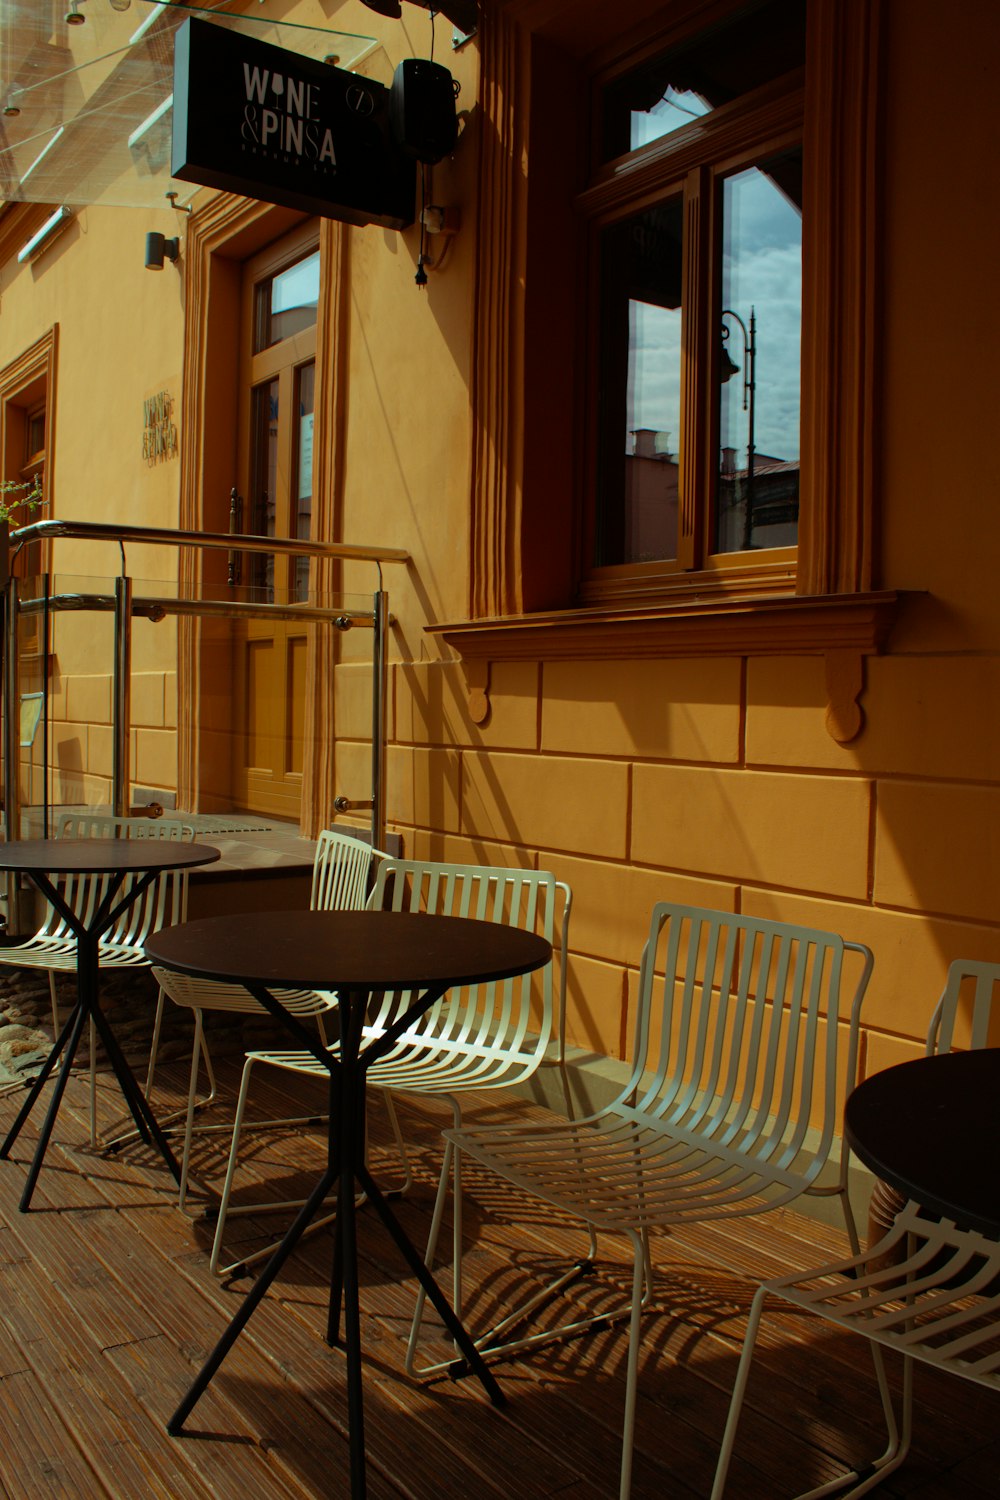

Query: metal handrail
<box><xmin>10</xmin><ymin>518</ymin><xmax>410</xmax><ymax>567</ymax></box>
<box><xmin>15</xmin><ymin>592</ymin><xmax>373</xmax><ymax>628</ymax></box>
<box><xmin>2</xmin><ymin>520</ymin><xmax>408</xmax><ymax>926</ymax></box>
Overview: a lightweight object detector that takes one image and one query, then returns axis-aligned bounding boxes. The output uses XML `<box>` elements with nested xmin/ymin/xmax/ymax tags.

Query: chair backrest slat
<box><xmin>151</xmin><ymin>828</ymin><xmax>383</xmax><ymax>1021</ymax></box>
<box><xmin>927</xmin><ymin>958</ymin><xmax>1000</xmax><ymax>1055</ymax></box>
<box><xmin>626</xmin><ymin>903</ymin><xmax>873</xmax><ymax>1188</ymax></box>
<box><xmin>311</xmin><ymin>829</ymin><xmax>381</xmax><ymax>913</ymax></box>
<box><xmin>368</xmin><ymin>858</ymin><xmax>567</xmax><ymax>1063</ymax></box>
<box><xmin>54</xmin><ymin>812</ymin><xmax>196</xmax><ymax>947</ymax></box>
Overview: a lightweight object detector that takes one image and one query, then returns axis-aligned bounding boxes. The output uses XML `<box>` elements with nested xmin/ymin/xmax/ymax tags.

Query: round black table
<box><xmin>844</xmin><ymin>1049</ymin><xmax>1000</xmax><ymax>1238</ymax></box>
<box><xmin>144</xmin><ymin>908</ymin><xmax>552</xmax><ymax>1499</ymax></box>
<box><xmin>0</xmin><ymin>838</ymin><xmax>220</xmax><ymax>1210</ymax></box>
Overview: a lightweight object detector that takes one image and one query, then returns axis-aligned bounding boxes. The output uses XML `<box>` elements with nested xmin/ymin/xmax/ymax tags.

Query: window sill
<box><xmin>428</xmin><ymin>589</ymin><xmax>901</xmax><ymax>742</ymax></box>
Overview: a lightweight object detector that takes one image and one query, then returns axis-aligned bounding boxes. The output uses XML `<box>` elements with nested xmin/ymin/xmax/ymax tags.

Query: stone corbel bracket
<box><xmin>824</xmin><ymin>649</ymin><xmax>865</xmax><ymax>744</ymax></box>
<box><xmin>463</xmin><ymin>658</ymin><xmax>491</xmax><ymax>726</ymax></box>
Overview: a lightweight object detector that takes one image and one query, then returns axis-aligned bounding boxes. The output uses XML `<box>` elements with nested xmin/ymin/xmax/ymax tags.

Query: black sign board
<box><xmin>172</xmin><ymin>18</ymin><xmax>415</xmax><ymax>229</ymax></box>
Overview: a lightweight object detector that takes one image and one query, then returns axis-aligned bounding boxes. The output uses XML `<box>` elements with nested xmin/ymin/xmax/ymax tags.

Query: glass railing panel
<box><xmin>6</xmin><ymin>569</ymin><xmax>380</xmax><ymax>837</ymax></box>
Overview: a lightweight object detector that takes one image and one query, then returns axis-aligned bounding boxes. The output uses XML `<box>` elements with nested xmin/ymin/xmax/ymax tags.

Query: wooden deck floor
<box><xmin>0</xmin><ymin>1052</ymin><xmax>997</xmax><ymax>1499</ymax></box>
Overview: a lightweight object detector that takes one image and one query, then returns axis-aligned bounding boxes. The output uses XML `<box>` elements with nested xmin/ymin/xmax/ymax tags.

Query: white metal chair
<box><xmin>0</xmin><ymin>811</ymin><xmax>195</xmax><ymax>1032</ymax></box>
<box><xmin>711</xmin><ymin>956</ymin><xmax>1000</xmax><ymax>1500</ymax></box>
<box><xmin>429</xmin><ymin>901</ymin><xmax>874</xmax><ymax>1500</ymax></box>
<box><xmin>209</xmin><ymin>858</ymin><xmax>571</xmax><ymax>1283</ymax></box>
<box><xmin>145</xmin><ymin>827</ymin><xmax>387</xmax><ymax>1223</ymax></box>
<box><xmin>0</xmin><ymin>812</ymin><xmax>196</xmax><ymax>1138</ymax></box>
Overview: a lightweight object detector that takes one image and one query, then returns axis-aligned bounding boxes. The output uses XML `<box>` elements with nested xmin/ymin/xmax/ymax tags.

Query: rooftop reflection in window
<box><xmin>601</xmin><ymin>0</ymin><xmax>805</xmax><ymax>163</ymax></box>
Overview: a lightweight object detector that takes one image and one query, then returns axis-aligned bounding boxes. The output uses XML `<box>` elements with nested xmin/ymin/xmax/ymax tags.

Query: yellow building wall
<box><xmin>1</xmin><ymin>0</ymin><xmax>997</xmax><ymax>1090</ymax></box>
<box><xmin>2</xmin><ymin>191</ymin><xmax>185</xmax><ymax>808</ymax></box>
<box><xmin>360</xmin><ymin>0</ymin><xmax>1000</xmax><ymax>1083</ymax></box>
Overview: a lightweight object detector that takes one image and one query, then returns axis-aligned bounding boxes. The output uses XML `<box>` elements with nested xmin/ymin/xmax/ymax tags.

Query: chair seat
<box><xmin>448</xmin><ymin>1106</ymin><xmax>817</xmax><ymax>1232</ymax></box>
<box><xmin>763</xmin><ymin>1200</ymin><xmax>1000</xmax><ymax>1384</ymax></box>
<box><xmin>249</xmin><ymin>1020</ymin><xmax>550</xmax><ymax>1090</ymax></box>
<box><xmin>5</xmin><ymin>937</ymin><xmax>154</xmax><ymax>971</ymax></box>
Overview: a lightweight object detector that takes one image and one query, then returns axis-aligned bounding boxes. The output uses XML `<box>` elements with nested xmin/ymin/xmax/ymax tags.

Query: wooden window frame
<box><xmin>578</xmin><ymin>83</ymin><xmax>805</xmax><ymax>598</ymax></box>
<box><xmin>430</xmin><ymin>0</ymin><xmax>896</xmax><ymax>741</ymax></box>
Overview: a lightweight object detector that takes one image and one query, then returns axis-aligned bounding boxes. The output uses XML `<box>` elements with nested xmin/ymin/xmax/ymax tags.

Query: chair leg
<box><xmin>448</xmin><ymin>1098</ymin><xmax>464</xmax><ymax>1315</ymax></box>
<box><xmin>379</xmin><ymin>1089</ymin><xmax>413</xmax><ymax>1195</ymax></box>
<box><xmin>209</xmin><ymin>1053</ymin><xmax>258</xmax><ymax>1275</ymax></box>
<box><xmin>405</xmin><ymin>1132</ymin><xmax>615</xmax><ymax>1380</ymax></box>
<box><xmin>153</xmin><ymin>993</ymin><xmax>218</xmax><ymax>1116</ymax></box>
<box><xmin>558</xmin><ymin>1051</ymin><xmax>599</xmax><ymax>1264</ymax></box>
<box><xmin>145</xmin><ymin>988</ymin><xmax>165</xmax><ymax>1097</ymax></box>
<box><xmin>710</xmin><ymin>1281</ymin><xmax>768</xmax><ymax>1500</ymax></box>
<box><xmin>207</xmin><ymin>1055</ymin><xmax>341</xmax><ymax>1277</ymax></box>
<box><xmin>401</xmin><ymin>1094</ymin><xmax>463</xmax><ymax>1378</ymax></box>
<box><xmin>48</xmin><ymin>972</ymin><xmax>59</xmax><ymax>1038</ymax></box>
<box><xmin>788</xmin><ymin>1348</ymin><xmax>910</xmax><ymax>1499</ymax></box>
<box><xmin>89</xmin><ymin>1015</ymin><xmax>97</xmax><ymax>1148</ymax></box>
<box><xmin>709</xmin><ymin>1292</ymin><xmax>912</xmax><ymax>1500</ymax></box>
<box><xmin>405</xmin><ymin>1129</ymin><xmax>455</xmax><ymax>1377</ymax></box>
<box><xmin>177</xmin><ymin>1009</ymin><xmax>207</xmax><ymax>1213</ymax></box>
<box><xmin>617</xmin><ymin>1230</ymin><xmax>648</xmax><ymax>1500</ymax></box>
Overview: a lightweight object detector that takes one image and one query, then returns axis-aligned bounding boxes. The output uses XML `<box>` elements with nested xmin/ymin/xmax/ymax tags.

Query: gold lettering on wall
<box><xmin>143</xmin><ymin>390</ymin><xmax>178</xmax><ymax>463</ymax></box>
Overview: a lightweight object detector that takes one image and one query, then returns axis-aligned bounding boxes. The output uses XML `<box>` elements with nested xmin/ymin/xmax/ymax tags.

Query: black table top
<box><xmin>845</xmin><ymin>1049</ymin><xmax>1000</xmax><ymax>1238</ymax></box>
<box><xmin>0</xmin><ymin>838</ymin><xmax>220</xmax><ymax>876</ymax></box>
<box><xmin>145</xmin><ymin>909</ymin><xmax>552</xmax><ymax>992</ymax></box>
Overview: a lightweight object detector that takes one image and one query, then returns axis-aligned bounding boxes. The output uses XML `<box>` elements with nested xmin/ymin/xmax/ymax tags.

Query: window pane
<box><xmin>254</xmin><ymin>249</ymin><xmax>320</xmax><ymax>353</ymax></box>
<box><xmin>595</xmin><ymin>198</ymin><xmax>683</xmax><ymax>568</ymax></box>
<box><xmin>715</xmin><ymin>148</ymin><xmax>801</xmax><ymax>554</ymax></box>
<box><xmin>292</xmin><ymin>362</ymin><xmax>315</xmax><ymax>603</ymax></box>
<box><xmin>26</xmin><ymin>408</ymin><xmax>45</xmax><ymax>462</ymax></box>
<box><xmin>601</xmin><ymin>0</ymin><xmax>805</xmax><ymax>161</ymax></box>
<box><xmin>248</xmin><ymin>378</ymin><xmax>278</xmax><ymax>601</ymax></box>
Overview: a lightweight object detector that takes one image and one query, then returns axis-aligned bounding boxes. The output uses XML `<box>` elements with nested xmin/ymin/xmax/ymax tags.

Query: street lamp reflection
<box><xmin>720</xmin><ymin>306</ymin><xmax>756</xmax><ymax>551</ymax></box>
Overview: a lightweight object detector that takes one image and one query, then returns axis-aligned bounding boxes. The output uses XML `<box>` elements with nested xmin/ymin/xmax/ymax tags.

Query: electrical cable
<box><xmin>415</xmin><ymin>163</ymin><xmax>429</xmax><ymax>287</ymax></box>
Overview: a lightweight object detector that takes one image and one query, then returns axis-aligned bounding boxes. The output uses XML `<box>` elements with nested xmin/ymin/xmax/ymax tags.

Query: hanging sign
<box><xmin>171</xmin><ymin>18</ymin><xmax>416</xmax><ymax>229</ymax></box>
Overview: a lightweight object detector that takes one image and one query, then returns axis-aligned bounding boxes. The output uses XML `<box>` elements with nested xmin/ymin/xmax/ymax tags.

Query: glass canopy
<box><xmin>0</xmin><ymin>0</ymin><xmax>376</xmax><ymax>210</ymax></box>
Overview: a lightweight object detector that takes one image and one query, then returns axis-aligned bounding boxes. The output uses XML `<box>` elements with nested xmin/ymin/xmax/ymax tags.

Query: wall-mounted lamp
<box><xmin>65</xmin><ymin>0</ymin><xmax>86</xmax><ymax>25</ymax></box>
<box><xmin>145</xmin><ymin>231</ymin><xmax>179</xmax><ymax>270</ymax></box>
<box><xmin>17</xmin><ymin>207</ymin><xmax>74</xmax><ymax>264</ymax></box>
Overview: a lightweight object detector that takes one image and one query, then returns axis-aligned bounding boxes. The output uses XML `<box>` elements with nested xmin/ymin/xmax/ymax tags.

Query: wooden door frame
<box><xmin>177</xmin><ymin>196</ymin><xmax>348</xmax><ymax>832</ymax></box>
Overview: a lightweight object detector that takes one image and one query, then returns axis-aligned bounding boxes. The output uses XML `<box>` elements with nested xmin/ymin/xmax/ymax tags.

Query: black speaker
<box><xmin>389</xmin><ymin>58</ymin><xmax>458</xmax><ymax>165</ymax></box>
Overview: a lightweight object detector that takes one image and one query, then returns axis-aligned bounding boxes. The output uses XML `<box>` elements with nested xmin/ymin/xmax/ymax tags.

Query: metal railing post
<box><xmin>370</xmin><ymin>589</ymin><xmax>388</xmax><ymax>853</ymax></box>
<box><xmin>3</xmin><ymin>578</ymin><xmax>22</xmax><ymax>927</ymax></box>
<box><xmin>112</xmin><ymin>575</ymin><xmax>133</xmax><ymax>819</ymax></box>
